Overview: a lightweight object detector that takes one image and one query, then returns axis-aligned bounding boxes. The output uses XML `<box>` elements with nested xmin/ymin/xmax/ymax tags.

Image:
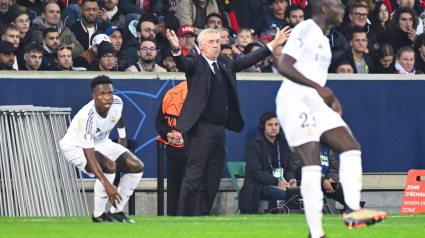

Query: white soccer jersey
<box><xmin>277</xmin><ymin>19</ymin><xmax>332</xmax><ymax>102</ymax></box>
<box><xmin>60</xmin><ymin>95</ymin><xmax>123</xmax><ymax>149</ymax></box>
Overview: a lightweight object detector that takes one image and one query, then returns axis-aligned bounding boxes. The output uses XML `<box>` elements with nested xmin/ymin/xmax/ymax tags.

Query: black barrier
<box><xmin>157</xmin><ymin>141</ymin><xmax>165</xmax><ymax>216</ymax></box>
<box><xmin>113</xmin><ymin>139</ymin><xmax>137</xmax><ymax>215</ymax></box>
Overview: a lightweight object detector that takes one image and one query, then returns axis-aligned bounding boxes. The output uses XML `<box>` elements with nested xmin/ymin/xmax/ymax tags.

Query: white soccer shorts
<box><xmin>276</xmin><ymin>96</ymin><xmax>347</xmax><ymax>148</ymax></box>
<box><xmin>59</xmin><ymin>139</ymin><xmax>129</xmax><ymax>177</ymax></box>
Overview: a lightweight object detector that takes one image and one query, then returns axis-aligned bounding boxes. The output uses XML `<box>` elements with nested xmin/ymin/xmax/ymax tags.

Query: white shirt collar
<box><xmin>201</xmin><ymin>53</ymin><xmax>218</xmax><ymax>73</ymax></box>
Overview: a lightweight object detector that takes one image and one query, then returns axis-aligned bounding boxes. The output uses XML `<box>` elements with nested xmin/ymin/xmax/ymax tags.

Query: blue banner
<box><xmin>1</xmin><ymin>77</ymin><xmax>424</xmax><ymax>177</ymax></box>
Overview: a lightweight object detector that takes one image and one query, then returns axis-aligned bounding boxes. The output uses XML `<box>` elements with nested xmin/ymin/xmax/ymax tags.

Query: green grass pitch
<box><xmin>1</xmin><ymin>214</ymin><xmax>424</xmax><ymax>238</ymax></box>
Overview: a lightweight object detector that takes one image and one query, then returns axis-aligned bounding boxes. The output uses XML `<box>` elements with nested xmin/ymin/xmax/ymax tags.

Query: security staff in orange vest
<box><xmin>155</xmin><ymin>81</ymin><xmax>190</xmax><ymax>216</ymax></box>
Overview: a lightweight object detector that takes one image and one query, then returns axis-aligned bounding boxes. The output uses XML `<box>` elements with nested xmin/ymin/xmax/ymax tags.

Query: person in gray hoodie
<box><xmin>32</xmin><ymin>2</ymin><xmax>84</xmax><ymax>59</ymax></box>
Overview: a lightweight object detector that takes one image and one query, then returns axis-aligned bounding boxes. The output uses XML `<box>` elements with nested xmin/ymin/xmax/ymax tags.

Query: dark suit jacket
<box><xmin>239</xmin><ymin>131</ymin><xmax>296</xmax><ymax>214</ymax></box>
<box><xmin>261</xmin><ymin>64</ymin><xmax>273</xmax><ymax>73</ymax></box>
<box><xmin>172</xmin><ymin>45</ymin><xmax>272</xmax><ymax>133</ymax></box>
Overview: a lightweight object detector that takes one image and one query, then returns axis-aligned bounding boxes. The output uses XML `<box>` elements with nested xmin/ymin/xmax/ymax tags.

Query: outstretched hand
<box><xmin>167</xmin><ymin>29</ymin><xmax>180</xmax><ymax>50</ymax></box>
<box><xmin>270</xmin><ymin>26</ymin><xmax>291</xmax><ymax>48</ymax></box>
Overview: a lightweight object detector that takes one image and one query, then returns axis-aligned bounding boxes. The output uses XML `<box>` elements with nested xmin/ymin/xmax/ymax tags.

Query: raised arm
<box><xmin>234</xmin><ymin>27</ymin><xmax>291</xmax><ymax>72</ymax></box>
<box><xmin>166</xmin><ymin>29</ymin><xmax>197</xmax><ymax>73</ymax></box>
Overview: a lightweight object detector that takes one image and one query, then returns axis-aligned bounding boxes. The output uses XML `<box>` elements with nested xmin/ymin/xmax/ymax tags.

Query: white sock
<box><xmin>93</xmin><ymin>173</ymin><xmax>116</xmax><ymax>218</ymax></box>
<box><xmin>110</xmin><ymin>172</ymin><xmax>143</xmax><ymax>214</ymax></box>
<box><xmin>301</xmin><ymin>166</ymin><xmax>324</xmax><ymax>238</ymax></box>
<box><xmin>339</xmin><ymin>150</ymin><xmax>362</xmax><ymax>211</ymax></box>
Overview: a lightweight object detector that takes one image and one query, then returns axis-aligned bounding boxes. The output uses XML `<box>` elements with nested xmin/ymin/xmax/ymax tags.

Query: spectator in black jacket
<box><xmin>89</xmin><ymin>41</ymin><xmax>117</xmax><ymax>71</ymax></box>
<box><xmin>104</xmin><ymin>26</ymin><xmax>132</xmax><ymax>71</ymax></box>
<box><xmin>0</xmin><ymin>0</ymin><xmax>24</xmax><ymax>26</ymax></box>
<box><xmin>124</xmin><ymin>13</ymin><xmax>158</xmax><ymax>65</ymax></box>
<box><xmin>333</xmin><ymin>27</ymin><xmax>376</xmax><ymax>74</ymax></box>
<box><xmin>0</xmin><ymin>41</ymin><xmax>18</xmax><ymax>70</ymax></box>
<box><xmin>239</xmin><ymin>111</ymin><xmax>296</xmax><ymax>214</ymax></box>
<box><xmin>338</xmin><ymin>3</ymin><xmax>379</xmax><ymax>55</ymax></box>
<box><xmin>1</xmin><ymin>24</ymin><xmax>21</xmax><ymax>70</ymax></box>
<box><xmin>11</xmin><ymin>11</ymin><xmax>35</xmax><ymax>54</ymax></box>
<box><xmin>39</xmin><ymin>27</ymin><xmax>59</xmax><ymax>70</ymax></box>
<box><xmin>414</xmin><ymin>33</ymin><xmax>425</xmax><ymax>73</ymax></box>
<box><xmin>326</xmin><ymin>26</ymin><xmax>350</xmax><ymax>64</ymax></box>
<box><xmin>69</xmin><ymin>0</ymin><xmax>108</xmax><ymax>51</ymax></box>
<box><xmin>237</xmin><ymin>0</ymin><xmax>272</xmax><ymax>28</ymax></box>
<box><xmin>22</xmin><ymin>42</ymin><xmax>44</xmax><ymax>71</ymax></box>
<box><xmin>54</xmin><ymin>45</ymin><xmax>73</xmax><ymax>71</ymax></box>
<box><xmin>380</xmin><ymin>7</ymin><xmax>418</xmax><ymax>54</ymax></box>
<box><xmin>292</xmin><ymin>146</ymin><xmax>348</xmax><ymax>213</ymax></box>
<box><xmin>369</xmin><ymin>1</ymin><xmax>391</xmax><ymax>41</ymax></box>
<box><xmin>376</xmin><ymin>43</ymin><xmax>396</xmax><ymax>74</ymax></box>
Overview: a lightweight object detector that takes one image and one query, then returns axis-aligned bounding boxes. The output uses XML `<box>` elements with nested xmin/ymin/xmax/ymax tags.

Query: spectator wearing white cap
<box><xmin>73</xmin><ymin>33</ymin><xmax>111</xmax><ymax>70</ymax></box>
<box><xmin>89</xmin><ymin>41</ymin><xmax>117</xmax><ymax>71</ymax></box>
<box><xmin>177</xmin><ymin>24</ymin><xmax>201</xmax><ymax>56</ymax></box>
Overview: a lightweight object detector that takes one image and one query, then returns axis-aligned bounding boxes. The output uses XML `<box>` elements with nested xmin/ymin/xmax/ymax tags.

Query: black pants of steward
<box><xmin>177</xmin><ymin>122</ymin><xmax>226</xmax><ymax>216</ymax></box>
<box><xmin>167</xmin><ymin>155</ymin><xmax>188</xmax><ymax>216</ymax></box>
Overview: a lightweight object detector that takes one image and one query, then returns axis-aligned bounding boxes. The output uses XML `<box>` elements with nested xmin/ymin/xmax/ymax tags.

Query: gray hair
<box><xmin>197</xmin><ymin>28</ymin><xmax>221</xmax><ymax>44</ymax></box>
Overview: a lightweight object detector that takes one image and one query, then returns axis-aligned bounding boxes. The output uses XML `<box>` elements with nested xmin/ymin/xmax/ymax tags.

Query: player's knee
<box><xmin>101</xmin><ymin>160</ymin><xmax>116</xmax><ymax>173</ymax></box>
<box><xmin>130</xmin><ymin>159</ymin><xmax>144</xmax><ymax>173</ymax></box>
<box><xmin>343</xmin><ymin>141</ymin><xmax>361</xmax><ymax>152</ymax></box>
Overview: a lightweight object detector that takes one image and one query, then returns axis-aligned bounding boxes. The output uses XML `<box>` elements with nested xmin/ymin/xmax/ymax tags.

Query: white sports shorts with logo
<box><xmin>59</xmin><ymin>139</ymin><xmax>129</xmax><ymax>177</ymax></box>
<box><xmin>276</xmin><ymin>95</ymin><xmax>347</xmax><ymax>148</ymax></box>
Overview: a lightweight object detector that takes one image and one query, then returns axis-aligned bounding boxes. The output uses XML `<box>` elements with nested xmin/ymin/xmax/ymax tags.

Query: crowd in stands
<box><xmin>1</xmin><ymin>0</ymin><xmax>425</xmax><ymax>74</ymax></box>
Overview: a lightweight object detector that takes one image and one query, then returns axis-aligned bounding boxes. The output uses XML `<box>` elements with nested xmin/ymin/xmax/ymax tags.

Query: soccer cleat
<box><xmin>92</xmin><ymin>212</ymin><xmax>118</xmax><ymax>223</ymax></box>
<box><xmin>343</xmin><ymin>209</ymin><xmax>387</xmax><ymax>229</ymax></box>
<box><xmin>108</xmin><ymin>211</ymin><xmax>135</xmax><ymax>223</ymax></box>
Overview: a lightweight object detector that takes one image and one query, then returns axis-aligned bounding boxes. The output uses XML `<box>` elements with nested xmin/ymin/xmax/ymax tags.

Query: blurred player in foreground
<box><xmin>275</xmin><ymin>0</ymin><xmax>387</xmax><ymax>237</ymax></box>
<box><xmin>60</xmin><ymin>75</ymin><xmax>144</xmax><ymax>223</ymax></box>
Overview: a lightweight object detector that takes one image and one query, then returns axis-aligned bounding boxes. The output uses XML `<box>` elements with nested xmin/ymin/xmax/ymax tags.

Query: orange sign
<box><xmin>400</xmin><ymin>170</ymin><xmax>425</xmax><ymax>214</ymax></box>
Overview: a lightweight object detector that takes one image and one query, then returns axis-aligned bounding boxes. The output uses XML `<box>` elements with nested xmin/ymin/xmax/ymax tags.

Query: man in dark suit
<box><xmin>166</xmin><ymin>27</ymin><xmax>289</xmax><ymax>216</ymax></box>
<box><xmin>239</xmin><ymin>111</ymin><xmax>297</xmax><ymax>214</ymax></box>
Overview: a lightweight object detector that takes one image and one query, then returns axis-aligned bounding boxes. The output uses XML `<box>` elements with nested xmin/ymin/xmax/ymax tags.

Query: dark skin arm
<box><xmin>83</xmin><ymin>148</ymin><xmax>122</xmax><ymax>204</ymax></box>
<box><xmin>277</xmin><ymin>54</ymin><xmax>342</xmax><ymax>115</ymax></box>
<box><xmin>117</xmin><ymin>110</ymin><xmax>126</xmax><ymax>148</ymax></box>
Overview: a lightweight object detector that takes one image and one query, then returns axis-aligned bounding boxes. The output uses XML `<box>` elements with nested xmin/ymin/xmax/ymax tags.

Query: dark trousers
<box><xmin>177</xmin><ymin>122</ymin><xmax>226</xmax><ymax>216</ymax></box>
<box><xmin>166</xmin><ymin>155</ymin><xmax>188</xmax><ymax>216</ymax></box>
<box><xmin>323</xmin><ymin>182</ymin><xmax>347</xmax><ymax>210</ymax></box>
<box><xmin>261</xmin><ymin>185</ymin><xmax>286</xmax><ymax>201</ymax></box>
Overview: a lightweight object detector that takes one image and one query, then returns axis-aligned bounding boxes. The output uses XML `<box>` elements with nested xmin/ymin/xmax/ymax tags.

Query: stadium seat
<box><xmin>226</xmin><ymin>162</ymin><xmax>246</xmax><ymax>214</ymax></box>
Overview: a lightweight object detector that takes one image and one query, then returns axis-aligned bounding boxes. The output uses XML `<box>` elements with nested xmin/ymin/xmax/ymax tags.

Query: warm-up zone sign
<box><xmin>400</xmin><ymin>170</ymin><xmax>425</xmax><ymax>214</ymax></box>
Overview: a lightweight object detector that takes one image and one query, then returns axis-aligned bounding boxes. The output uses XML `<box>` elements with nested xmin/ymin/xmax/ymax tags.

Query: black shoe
<box><xmin>308</xmin><ymin>234</ymin><xmax>326</xmax><ymax>238</ymax></box>
<box><xmin>92</xmin><ymin>212</ymin><xmax>117</xmax><ymax>223</ymax></box>
<box><xmin>108</xmin><ymin>211</ymin><xmax>135</xmax><ymax>223</ymax></box>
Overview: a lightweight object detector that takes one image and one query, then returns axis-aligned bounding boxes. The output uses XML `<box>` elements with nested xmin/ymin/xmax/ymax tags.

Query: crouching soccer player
<box><xmin>60</xmin><ymin>75</ymin><xmax>144</xmax><ymax>223</ymax></box>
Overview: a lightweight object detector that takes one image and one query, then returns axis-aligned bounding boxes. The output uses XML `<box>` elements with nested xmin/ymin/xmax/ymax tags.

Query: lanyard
<box><xmin>268</xmin><ymin>141</ymin><xmax>280</xmax><ymax>171</ymax></box>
